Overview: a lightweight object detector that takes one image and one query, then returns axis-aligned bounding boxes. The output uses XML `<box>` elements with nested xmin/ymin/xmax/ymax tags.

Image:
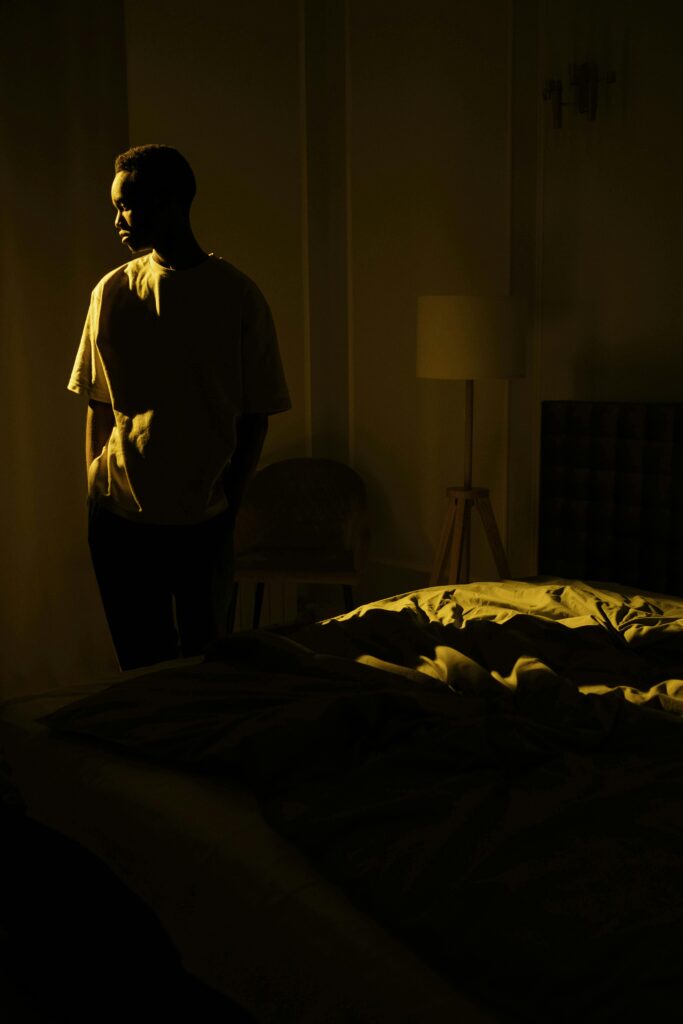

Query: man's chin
<box><xmin>121</xmin><ymin>237</ymin><xmax>150</xmax><ymax>254</ymax></box>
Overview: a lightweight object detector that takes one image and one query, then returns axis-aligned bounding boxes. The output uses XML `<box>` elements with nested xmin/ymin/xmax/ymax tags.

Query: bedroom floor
<box><xmin>0</xmin><ymin>803</ymin><xmax>255</xmax><ymax>1023</ymax></box>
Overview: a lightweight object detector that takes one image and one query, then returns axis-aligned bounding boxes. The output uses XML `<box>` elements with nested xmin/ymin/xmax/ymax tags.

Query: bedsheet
<box><xmin>294</xmin><ymin>576</ymin><xmax>683</xmax><ymax>711</ymax></box>
<box><xmin>0</xmin><ymin>678</ymin><xmax>488</xmax><ymax>1024</ymax></box>
<box><xmin>34</xmin><ymin>579</ymin><xmax>683</xmax><ymax>1022</ymax></box>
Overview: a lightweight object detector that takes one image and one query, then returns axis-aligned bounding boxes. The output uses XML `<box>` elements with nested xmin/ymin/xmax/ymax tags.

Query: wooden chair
<box><xmin>229</xmin><ymin>458</ymin><xmax>370</xmax><ymax>630</ymax></box>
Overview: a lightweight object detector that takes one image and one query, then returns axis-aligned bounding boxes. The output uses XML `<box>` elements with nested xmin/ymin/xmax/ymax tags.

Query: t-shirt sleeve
<box><xmin>67</xmin><ymin>287</ymin><xmax>111</xmax><ymax>403</ymax></box>
<box><xmin>240</xmin><ymin>281</ymin><xmax>291</xmax><ymax>415</ymax></box>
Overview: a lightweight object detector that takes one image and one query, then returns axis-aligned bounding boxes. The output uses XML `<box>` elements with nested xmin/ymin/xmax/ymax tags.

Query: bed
<box><xmin>2</xmin><ymin>401</ymin><xmax>683</xmax><ymax>1023</ymax></box>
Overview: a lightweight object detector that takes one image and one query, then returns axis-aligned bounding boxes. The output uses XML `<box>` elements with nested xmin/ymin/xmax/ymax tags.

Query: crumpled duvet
<box><xmin>293</xmin><ymin>576</ymin><xmax>683</xmax><ymax>711</ymax></box>
<box><xmin>40</xmin><ymin>579</ymin><xmax>683</xmax><ymax>1023</ymax></box>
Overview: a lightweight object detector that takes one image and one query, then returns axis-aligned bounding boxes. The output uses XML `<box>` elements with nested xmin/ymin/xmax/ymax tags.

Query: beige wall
<box><xmin>509</xmin><ymin>0</ymin><xmax>683</xmax><ymax>574</ymax></box>
<box><xmin>347</xmin><ymin>0</ymin><xmax>515</xmax><ymax>598</ymax></box>
<box><xmin>539</xmin><ymin>0</ymin><xmax>683</xmax><ymax>402</ymax></box>
<box><xmin>304</xmin><ymin>0</ymin><xmax>350</xmax><ymax>463</ymax></box>
<box><xmin>1</xmin><ymin>1</ymin><xmax>129</xmax><ymax>696</ymax></box>
<box><xmin>311</xmin><ymin>0</ymin><xmax>683</xmax><ymax>598</ymax></box>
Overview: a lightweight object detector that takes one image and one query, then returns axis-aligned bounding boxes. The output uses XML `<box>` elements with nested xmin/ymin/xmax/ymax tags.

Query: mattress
<box><xmin>4</xmin><ymin>577</ymin><xmax>683</xmax><ymax>1022</ymax></box>
<box><xmin>0</xmin><ymin>670</ymin><xmax>493</xmax><ymax>1024</ymax></box>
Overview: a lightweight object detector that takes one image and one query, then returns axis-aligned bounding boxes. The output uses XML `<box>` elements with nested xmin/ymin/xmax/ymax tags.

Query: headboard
<box><xmin>538</xmin><ymin>401</ymin><xmax>683</xmax><ymax>596</ymax></box>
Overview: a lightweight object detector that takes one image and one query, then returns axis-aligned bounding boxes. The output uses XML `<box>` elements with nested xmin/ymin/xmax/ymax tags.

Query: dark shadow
<box><xmin>0</xmin><ymin>805</ymin><xmax>254</xmax><ymax>1023</ymax></box>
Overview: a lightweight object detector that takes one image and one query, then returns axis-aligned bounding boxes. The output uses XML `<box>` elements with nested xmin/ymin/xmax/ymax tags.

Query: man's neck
<box><xmin>152</xmin><ymin>231</ymin><xmax>208</xmax><ymax>271</ymax></box>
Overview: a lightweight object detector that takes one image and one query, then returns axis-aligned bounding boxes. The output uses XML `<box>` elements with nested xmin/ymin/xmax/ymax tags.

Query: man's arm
<box><xmin>223</xmin><ymin>413</ymin><xmax>269</xmax><ymax>514</ymax></box>
<box><xmin>86</xmin><ymin>399</ymin><xmax>115</xmax><ymax>476</ymax></box>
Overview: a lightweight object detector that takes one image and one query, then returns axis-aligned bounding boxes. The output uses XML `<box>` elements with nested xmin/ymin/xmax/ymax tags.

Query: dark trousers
<box><xmin>88</xmin><ymin>501</ymin><xmax>234</xmax><ymax>671</ymax></box>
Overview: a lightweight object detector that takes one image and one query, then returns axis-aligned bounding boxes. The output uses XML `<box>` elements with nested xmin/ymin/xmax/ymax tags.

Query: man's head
<box><xmin>111</xmin><ymin>144</ymin><xmax>196</xmax><ymax>252</ymax></box>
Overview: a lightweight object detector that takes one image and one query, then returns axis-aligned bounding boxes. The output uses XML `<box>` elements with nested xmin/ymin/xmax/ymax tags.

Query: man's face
<box><xmin>111</xmin><ymin>171</ymin><xmax>160</xmax><ymax>252</ymax></box>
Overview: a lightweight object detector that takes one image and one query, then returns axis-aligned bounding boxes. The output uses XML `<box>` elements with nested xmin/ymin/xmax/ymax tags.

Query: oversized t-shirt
<box><xmin>68</xmin><ymin>253</ymin><xmax>291</xmax><ymax>524</ymax></box>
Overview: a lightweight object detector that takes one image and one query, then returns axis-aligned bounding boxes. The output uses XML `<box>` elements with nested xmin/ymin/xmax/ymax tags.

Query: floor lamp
<box><xmin>417</xmin><ymin>295</ymin><xmax>525</xmax><ymax>586</ymax></box>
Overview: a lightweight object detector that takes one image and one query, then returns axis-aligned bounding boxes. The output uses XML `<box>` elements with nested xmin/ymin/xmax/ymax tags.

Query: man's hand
<box><xmin>86</xmin><ymin>400</ymin><xmax>115</xmax><ymax>476</ymax></box>
<box><xmin>223</xmin><ymin>413</ymin><xmax>269</xmax><ymax>514</ymax></box>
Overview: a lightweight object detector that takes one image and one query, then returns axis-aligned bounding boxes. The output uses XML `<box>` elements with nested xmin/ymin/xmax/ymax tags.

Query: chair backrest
<box><xmin>234</xmin><ymin>458</ymin><xmax>370</xmax><ymax>569</ymax></box>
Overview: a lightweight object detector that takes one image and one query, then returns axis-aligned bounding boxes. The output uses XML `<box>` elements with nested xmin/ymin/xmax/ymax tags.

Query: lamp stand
<box><xmin>429</xmin><ymin>380</ymin><xmax>511</xmax><ymax>586</ymax></box>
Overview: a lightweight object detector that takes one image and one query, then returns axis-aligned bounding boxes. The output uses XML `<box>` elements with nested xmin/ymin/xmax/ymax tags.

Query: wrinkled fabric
<box><xmin>295</xmin><ymin>577</ymin><xmax>683</xmax><ymax>711</ymax></box>
<box><xmin>40</xmin><ymin>579</ymin><xmax>683</xmax><ymax>1023</ymax></box>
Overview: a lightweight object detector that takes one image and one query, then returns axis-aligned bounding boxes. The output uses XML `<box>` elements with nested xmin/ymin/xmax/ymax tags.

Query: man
<box><xmin>69</xmin><ymin>144</ymin><xmax>290</xmax><ymax>670</ymax></box>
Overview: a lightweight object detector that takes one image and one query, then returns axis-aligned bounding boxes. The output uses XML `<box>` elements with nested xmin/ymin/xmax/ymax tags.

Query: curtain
<box><xmin>0</xmin><ymin>0</ymin><xmax>129</xmax><ymax>696</ymax></box>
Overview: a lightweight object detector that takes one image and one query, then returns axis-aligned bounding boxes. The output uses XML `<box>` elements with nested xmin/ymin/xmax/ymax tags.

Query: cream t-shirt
<box><xmin>68</xmin><ymin>253</ymin><xmax>291</xmax><ymax>524</ymax></box>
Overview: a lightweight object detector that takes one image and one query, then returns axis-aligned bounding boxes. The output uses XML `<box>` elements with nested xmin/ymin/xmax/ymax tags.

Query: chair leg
<box><xmin>253</xmin><ymin>582</ymin><xmax>265</xmax><ymax>629</ymax></box>
<box><xmin>343</xmin><ymin>585</ymin><xmax>354</xmax><ymax>612</ymax></box>
<box><xmin>227</xmin><ymin>581</ymin><xmax>239</xmax><ymax>633</ymax></box>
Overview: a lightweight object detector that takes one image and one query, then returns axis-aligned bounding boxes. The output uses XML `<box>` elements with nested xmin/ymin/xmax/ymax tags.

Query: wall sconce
<box><xmin>543</xmin><ymin>63</ymin><xmax>616</xmax><ymax>128</ymax></box>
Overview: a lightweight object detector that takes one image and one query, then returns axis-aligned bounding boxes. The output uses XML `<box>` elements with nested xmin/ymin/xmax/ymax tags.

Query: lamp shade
<box><xmin>417</xmin><ymin>295</ymin><xmax>525</xmax><ymax>380</ymax></box>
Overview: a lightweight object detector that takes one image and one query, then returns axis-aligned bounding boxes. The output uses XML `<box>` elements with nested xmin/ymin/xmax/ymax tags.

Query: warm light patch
<box><xmin>128</xmin><ymin>410</ymin><xmax>154</xmax><ymax>453</ymax></box>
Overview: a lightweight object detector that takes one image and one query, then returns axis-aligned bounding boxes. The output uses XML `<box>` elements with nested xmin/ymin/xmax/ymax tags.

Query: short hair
<box><xmin>114</xmin><ymin>144</ymin><xmax>196</xmax><ymax>209</ymax></box>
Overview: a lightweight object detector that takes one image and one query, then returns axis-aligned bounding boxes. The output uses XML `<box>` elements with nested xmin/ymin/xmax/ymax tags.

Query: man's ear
<box><xmin>157</xmin><ymin>192</ymin><xmax>184</xmax><ymax>220</ymax></box>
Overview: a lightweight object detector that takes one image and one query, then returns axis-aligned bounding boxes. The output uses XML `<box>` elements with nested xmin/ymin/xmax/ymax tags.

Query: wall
<box><xmin>540</xmin><ymin>0</ymin><xmax>683</xmax><ymax>402</ymax></box>
<box><xmin>307</xmin><ymin>0</ymin><xmax>683</xmax><ymax>600</ymax></box>
<box><xmin>304</xmin><ymin>0</ymin><xmax>350</xmax><ymax>463</ymax></box>
<box><xmin>347</xmin><ymin>0</ymin><xmax>519</xmax><ymax>599</ymax></box>
<box><xmin>508</xmin><ymin>0</ymin><xmax>683</xmax><ymax>574</ymax></box>
<box><xmin>0</xmin><ymin>0</ymin><xmax>129</xmax><ymax>696</ymax></box>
